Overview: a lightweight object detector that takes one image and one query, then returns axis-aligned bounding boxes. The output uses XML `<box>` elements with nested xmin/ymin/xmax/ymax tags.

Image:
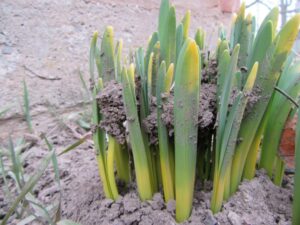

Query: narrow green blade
<box><xmin>174</xmin><ymin>38</ymin><xmax>200</xmax><ymax>222</ymax></box>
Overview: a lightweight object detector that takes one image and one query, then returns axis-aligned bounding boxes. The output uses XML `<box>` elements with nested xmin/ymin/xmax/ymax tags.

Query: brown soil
<box><xmin>158</xmin><ymin>83</ymin><xmax>217</xmax><ymax>138</ymax></box>
<box><xmin>142</xmin><ymin>62</ymin><xmax>219</xmax><ymax>145</ymax></box>
<box><xmin>0</xmin><ymin>121</ymin><xmax>294</xmax><ymax>225</ymax></box>
<box><xmin>0</xmin><ymin>0</ymin><xmax>230</xmax><ymax>124</ymax></box>
<box><xmin>0</xmin><ymin>0</ymin><xmax>294</xmax><ymax>225</ymax></box>
<box><xmin>98</xmin><ymin>81</ymin><xmax>217</xmax><ymax>146</ymax></box>
<box><xmin>60</xmin><ymin>169</ymin><xmax>294</xmax><ymax>225</ymax></box>
<box><xmin>97</xmin><ymin>80</ymin><xmax>127</xmax><ymax>144</ymax></box>
<box><xmin>201</xmin><ymin>59</ymin><xmax>218</xmax><ymax>84</ymax></box>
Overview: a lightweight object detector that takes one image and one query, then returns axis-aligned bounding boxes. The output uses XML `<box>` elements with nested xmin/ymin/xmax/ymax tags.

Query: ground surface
<box><xmin>0</xmin><ymin>0</ymin><xmax>294</xmax><ymax>225</ymax></box>
<box><xmin>0</xmin><ymin>0</ymin><xmax>230</xmax><ymax>141</ymax></box>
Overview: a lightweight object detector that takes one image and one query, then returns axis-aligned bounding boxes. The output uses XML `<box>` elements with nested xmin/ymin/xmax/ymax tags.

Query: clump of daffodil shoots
<box><xmin>88</xmin><ymin>0</ymin><xmax>300</xmax><ymax>222</ymax></box>
<box><xmin>212</xmin><ymin>3</ymin><xmax>300</xmax><ymax>213</ymax></box>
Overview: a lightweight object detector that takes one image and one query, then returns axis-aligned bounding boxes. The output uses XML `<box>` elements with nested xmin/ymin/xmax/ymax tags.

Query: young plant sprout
<box><xmin>88</xmin><ymin>0</ymin><xmax>300</xmax><ymax>222</ymax></box>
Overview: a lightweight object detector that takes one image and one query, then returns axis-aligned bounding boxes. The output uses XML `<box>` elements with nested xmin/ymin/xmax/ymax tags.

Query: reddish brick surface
<box><xmin>279</xmin><ymin>115</ymin><xmax>297</xmax><ymax>169</ymax></box>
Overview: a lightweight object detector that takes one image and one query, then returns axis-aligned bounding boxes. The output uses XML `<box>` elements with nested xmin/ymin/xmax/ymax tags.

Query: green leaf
<box><xmin>44</xmin><ymin>136</ymin><xmax>62</xmax><ymax>221</ymax></box>
<box><xmin>78</xmin><ymin>70</ymin><xmax>91</xmax><ymax>101</ymax></box>
<box><xmin>237</xmin><ymin>13</ymin><xmax>252</xmax><ymax>68</ymax></box>
<box><xmin>174</xmin><ymin>38</ymin><xmax>200</xmax><ymax>222</ymax></box>
<box><xmin>231</xmin><ymin>14</ymin><xmax>300</xmax><ymax>192</ymax></box>
<box><xmin>91</xmin><ymin>80</ymin><xmax>113</xmax><ymax>199</ymax></box>
<box><xmin>158</xmin><ymin>0</ymin><xmax>170</xmax><ymax>42</ymax></box>
<box><xmin>181</xmin><ymin>10</ymin><xmax>191</xmax><ymax>40</ymax></box>
<box><xmin>0</xmin><ymin>107</ymin><xmax>10</xmax><ymax>118</ymax></box>
<box><xmin>1</xmin><ymin>151</ymin><xmax>54</xmax><ymax>225</ymax></box>
<box><xmin>156</xmin><ymin>61</ymin><xmax>175</xmax><ymax>202</ymax></box>
<box><xmin>216</xmin><ymin>44</ymin><xmax>240</xmax><ymax>161</ymax></box>
<box><xmin>260</xmin><ymin>61</ymin><xmax>300</xmax><ymax>177</ymax></box>
<box><xmin>195</xmin><ymin>28</ymin><xmax>205</xmax><ymax>50</ymax></box>
<box><xmin>106</xmin><ymin>136</ymin><xmax>119</xmax><ymax>200</ymax></box>
<box><xmin>100</xmin><ymin>26</ymin><xmax>115</xmax><ymax>82</ymax></box>
<box><xmin>216</xmin><ymin>40</ymin><xmax>229</xmax><ymax>64</ymax></box>
<box><xmin>8</xmin><ymin>137</ymin><xmax>23</xmax><ymax>189</ymax></box>
<box><xmin>114</xmin><ymin>39</ymin><xmax>123</xmax><ymax>82</ymax></box>
<box><xmin>145</xmin><ymin>32</ymin><xmax>159</xmax><ymax>75</ymax></box>
<box><xmin>23</xmin><ymin>80</ymin><xmax>33</xmax><ymax>133</ymax></box>
<box><xmin>175</xmin><ymin>24</ymin><xmax>183</xmax><ymax>64</ymax></box>
<box><xmin>158</xmin><ymin>0</ymin><xmax>176</xmax><ymax>66</ymax></box>
<box><xmin>58</xmin><ymin>135</ymin><xmax>89</xmax><ymax>156</ymax></box>
<box><xmin>211</xmin><ymin>62</ymin><xmax>258</xmax><ymax>213</ymax></box>
<box><xmin>247</xmin><ymin>21</ymin><xmax>273</xmax><ymax>70</ymax></box>
<box><xmin>164</xmin><ymin>63</ymin><xmax>174</xmax><ymax>92</ymax></box>
<box><xmin>231</xmin><ymin>2</ymin><xmax>245</xmax><ymax>48</ymax></box>
<box><xmin>258</xmin><ymin>7</ymin><xmax>279</xmax><ymax>37</ymax></box>
<box><xmin>89</xmin><ymin>32</ymin><xmax>98</xmax><ymax>82</ymax></box>
<box><xmin>121</xmin><ymin>65</ymin><xmax>153</xmax><ymax>200</ymax></box>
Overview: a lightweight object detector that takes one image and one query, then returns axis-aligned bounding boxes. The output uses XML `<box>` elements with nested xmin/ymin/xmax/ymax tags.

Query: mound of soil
<box><xmin>161</xmin><ymin>83</ymin><xmax>217</xmax><ymax>135</ymax></box>
<box><xmin>97</xmin><ymin>79</ymin><xmax>217</xmax><ymax>146</ymax></box>
<box><xmin>0</xmin><ymin>127</ymin><xmax>293</xmax><ymax>225</ymax></box>
<box><xmin>97</xmin><ymin>80</ymin><xmax>127</xmax><ymax>144</ymax></box>
<box><xmin>60</xmin><ymin>169</ymin><xmax>293</xmax><ymax>225</ymax></box>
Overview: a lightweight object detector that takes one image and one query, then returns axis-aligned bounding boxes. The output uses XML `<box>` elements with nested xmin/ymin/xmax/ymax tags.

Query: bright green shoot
<box><xmin>174</xmin><ymin>38</ymin><xmax>200</xmax><ymax>222</ymax></box>
<box><xmin>23</xmin><ymin>80</ymin><xmax>33</xmax><ymax>133</ymax></box>
<box><xmin>156</xmin><ymin>61</ymin><xmax>175</xmax><ymax>202</ymax></box>
<box><xmin>121</xmin><ymin>65</ymin><xmax>153</xmax><ymax>200</ymax></box>
<box><xmin>231</xmin><ymin>14</ymin><xmax>300</xmax><ymax>194</ymax></box>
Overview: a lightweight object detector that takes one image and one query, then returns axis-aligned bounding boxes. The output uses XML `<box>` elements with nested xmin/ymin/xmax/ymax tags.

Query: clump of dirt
<box><xmin>202</xmin><ymin>58</ymin><xmax>261</xmax><ymax>118</ymax></box>
<box><xmin>142</xmin><ymin>104</ymin><xmax>158</xmax><ymax>146</ymax></box>
<box><xmin>96</xmin><ymin>78</ymin><xmax>148</xmax><ymax>144</ymax></box>
<box><xmin>96</xmin><ymin>61</ymin><xmax>259</xmax><ymax>146</ymax></box>
<box><xmin>227</xmin><ymin>85</ymin><xmax>261</xmax><ymax>117</ymax></box>
<box><xmin>162</xmin><ymin>83</ymin><xmax>217</xmax><ymax>130</ymax></box>
<box><xmin>60</xmin><ymin>168</ymin><xmax>293</xmax><ymax>225</ymax></box>
<box><xmin>244</xmin><ymin>86</ymin><xmax>261</xmax><ymax>115</ymax></box>
<box><xmin>143</xmin><ymin>83</ymin><xmax>217</xmax><ymax>145</ymax></box>
<box><xmin>96</xmin><ymin>59</ymin><xmax>221</xmax><ymax>146</ymax></box>
<box><xmin>97</xmin><ymin>80</ymin><xmax>127</xmax><ymax>144</ymax></box>
<box><xmin>201</xmin><ymin>59</ymin><xmax>218</xmax><ymax>84</ymax></box>
<box><xmin>97</xmin><ymin>80</ymin><xmax>217</xmax><ymax>146</ymax></box>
